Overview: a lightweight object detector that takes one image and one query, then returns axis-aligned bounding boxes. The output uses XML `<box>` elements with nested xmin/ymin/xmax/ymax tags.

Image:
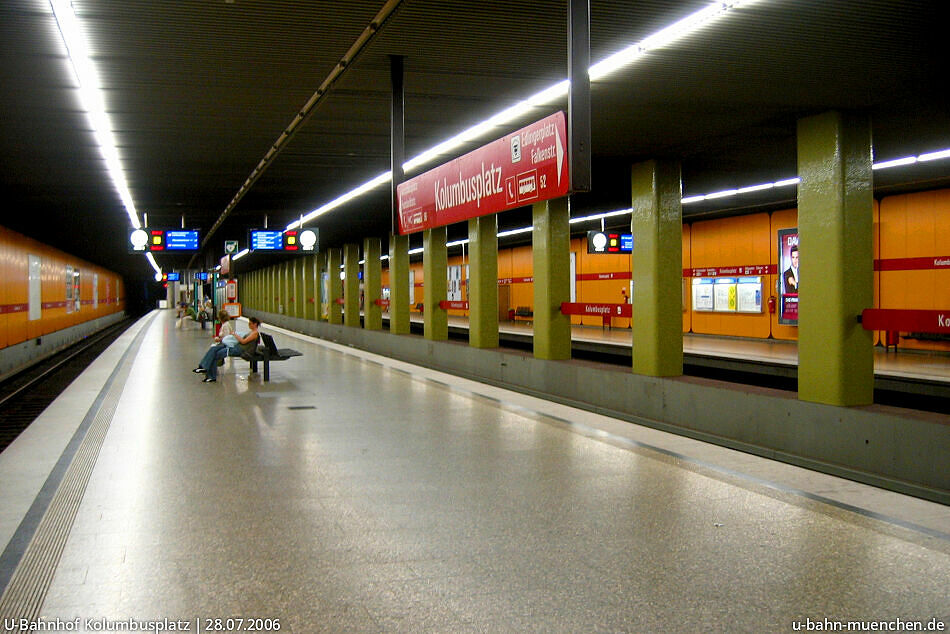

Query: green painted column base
<box><xmin>469</xmin><ymin>215</ymin><xmax>499</xmax><ymax>348</ymax></box>
<box><xmin>364</xmin><ymin>237</ymin><xmax>382</xmax><ymax>330</ymax></box>
<box><xmin>423</xmin><ymin>227</ymin><xmax>448</xmax><ymax>341</ymax></box>
<box><xmin>344</xmin><ymin>243</ymin><xmax>360</xmax><ymax>328</ymax></box>
<box><xmin>327</xmin><ymin>248</ymin><xmax>342</xmax><ymax>325</ymax></box>
<box><xmin>532</xmin><ymin>198</ymin><xmax>571</xmax><ymax>360</ymax></box>
<box><xmin>797</xmin><ymin>110</ymin><xmax>874</xmax><ymax>406</ymax></box>
<box><xmin>389</xmin><ymin>233</ymin><xmax>410</xmax><ymax>335</ymax></box>
<box><xmin>631</xmin><ymin>159</ymin><xmax>683</xmax><ymax>377</ymax></box>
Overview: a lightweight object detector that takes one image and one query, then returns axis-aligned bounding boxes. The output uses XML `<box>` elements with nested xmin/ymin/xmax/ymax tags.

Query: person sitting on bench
<box><xmin>193</xmin><ymin>316</ymin><xmax>261</xmax><ymax>383</ymax></box>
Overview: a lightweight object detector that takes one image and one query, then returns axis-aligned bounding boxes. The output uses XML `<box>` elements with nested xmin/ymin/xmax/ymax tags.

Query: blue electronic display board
<box><xmin>250</xmin><ymin>230</ymin><xmax>284</xmax><ymax>251</ymax></box>
<box><xmin>165</xmin><ymin>272</ymin><xmax>180</xmax><ymax>282</ymax></box>
<box><xmin>165</xmin><ymin>230</ymin><xmax>200</xmax><ymax>250</ymax></box>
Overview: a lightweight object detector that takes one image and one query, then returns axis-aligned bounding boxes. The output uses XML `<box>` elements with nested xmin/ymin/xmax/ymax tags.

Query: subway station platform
<box><xmin>1</xmin><ymin>310</ymin><xmax>948</xmax><ymax>632</ymax></box>
<box><xmin>431</xmin><ymin>315</ymin><xmax>950</xmax><ymax>385</ymax></box>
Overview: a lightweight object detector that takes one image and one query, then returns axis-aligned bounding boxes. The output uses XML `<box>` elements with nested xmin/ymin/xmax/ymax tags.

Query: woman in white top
<box><xmin>193</xmin><ymin>312</ymin><xmax>259</xmax><ymax>382</ymax></box>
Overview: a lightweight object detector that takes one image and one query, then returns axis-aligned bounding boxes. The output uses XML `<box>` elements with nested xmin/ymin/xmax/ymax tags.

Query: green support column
<box><xmin>282</xmin><ymin>261</ymin><xmax>291</xmax><ymax>315</ymax></box>
<box><xmin>532</xmin><ymin>198</ymin><xmax>571</xmax><ymax>359</ymax></box>
<box><xmin>327</xmin><ymin>248</ymin><xmax>343</xmax><ymax>325</ymax></box>
<box><xmin>797</xmin><ymin>111</ymin><xmax>874</xmax><ymax>406</ymax></box>
<box><xmin>268</xmin><ymin>267</ymin><xmax>276</xmax><ymax>314</ymax></box>
<box><xmin>304</xmin><ymin>255</ymin><xmax>316</xmax><ymax>321</ymax></box>
<box><xmin>468</xmin><ymin>215</ymin><xmax>498</xmax><ymax>348</ymax></box>
<box><xmin>363</xmin><ymin>237</ymin><xmax>382</xmax><ymax>330</ymax></box>
<box><xmin>389</xmin><ymin>233</ymin><xmax>410</xmax><ymax>334</ymax></box>
<box><xmin>343</xmin><ymin>243</ymin><xmax>360</xmax><ymax>328</ymax></box>
<box><xmin>423</xmin><ymin>226</ymin><xmax>448</xmax><ymax>340</ymax></box>
<box><xmin>258</xmin><ymin>269</ymin><xmax>265</xmax><ymax>312</ymax></box>
<box><xmin>315</xmin><ymin>251</ymin><xmax>328</xmax><ymax>322</ymax></box>
<box><xmin>293</xmin><ymin>257</ymin><xmax>304</xmax><ymax>319</ymax></box>
<box><xmin>631</xmin><ymin>159</ymin><xmax>684</xmax><ymax>377</ymax></box>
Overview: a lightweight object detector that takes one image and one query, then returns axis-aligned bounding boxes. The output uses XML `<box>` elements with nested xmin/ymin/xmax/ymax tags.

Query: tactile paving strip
<box><xmin>0</xmin><ymin>315</ymin><xmax>152</xmax><ymax>621</ymax></box>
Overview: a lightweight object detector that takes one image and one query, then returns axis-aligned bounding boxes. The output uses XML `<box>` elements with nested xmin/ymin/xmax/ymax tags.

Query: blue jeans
<box><xmin>198</xmin><ymin>343</ymin><xmax>239</xmax><ymax>380</ymax></box>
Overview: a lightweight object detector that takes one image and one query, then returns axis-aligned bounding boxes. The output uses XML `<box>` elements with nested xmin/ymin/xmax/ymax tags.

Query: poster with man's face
<box><xmin>778</xmin><ymin>228</ymin><xmax>799</xmax><ymax>325</ymax></box>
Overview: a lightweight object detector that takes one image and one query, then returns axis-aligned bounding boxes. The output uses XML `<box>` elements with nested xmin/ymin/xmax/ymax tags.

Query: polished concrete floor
<box><xmin>0</xmin><ymin>310</ymin><xmax>948</xmax><ymax>632</ymax></box>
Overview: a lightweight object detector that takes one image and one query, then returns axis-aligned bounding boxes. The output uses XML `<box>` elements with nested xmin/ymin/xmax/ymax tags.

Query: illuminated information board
<box><xmin>250</xmin><ymin>230</ymin><xmax>284</xmax><ymax>251</ymax></box>
<box><xmin>165</xmin><ymin>230</ymin><xmax>200</xmax><ymax>250</ymax></box>
<box><xmin>128</xmin><ymin>228</ymin><xmax>200</xmax><ymax>252</ymax></box>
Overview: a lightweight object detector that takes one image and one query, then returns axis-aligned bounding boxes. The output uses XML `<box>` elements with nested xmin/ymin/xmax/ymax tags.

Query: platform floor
<box><xmin>0</xmin><ymin>310</ymin><xmax>948</xmax><ymax>632</ymax></box>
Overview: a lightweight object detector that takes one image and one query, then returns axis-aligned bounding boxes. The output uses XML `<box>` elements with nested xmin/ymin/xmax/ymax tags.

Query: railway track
<box><xmin>0</xmin><ymin>318</ymin><xmax>132</xmax><ymax>453</ymax></box>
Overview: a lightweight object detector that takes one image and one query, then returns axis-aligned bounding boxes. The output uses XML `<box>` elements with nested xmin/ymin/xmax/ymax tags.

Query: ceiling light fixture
<box><xmin>49</xmin><ymin>0</ymin><xmax>160</xmax><ymax>275</ymax></box>
<box><xmin>288</xmin><ymin>1</ymin><xmax>754</xmax><ymax>232</ymax></box>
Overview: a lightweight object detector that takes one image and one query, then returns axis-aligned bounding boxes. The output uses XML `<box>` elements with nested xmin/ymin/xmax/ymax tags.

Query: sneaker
<box><xmin>202</xmin><ymin>377</ymin><xmax>216</xmax><ymax>383</ymax></box>
<box><xmin>193</xmin><ymin>367</ymin><xmax>206</xmax><ymax>374</ymax></box>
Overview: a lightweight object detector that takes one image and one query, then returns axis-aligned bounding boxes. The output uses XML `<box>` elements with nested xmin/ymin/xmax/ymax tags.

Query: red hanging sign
<box><xmin>397</xmin><ymin>112</ymin><xmax>570</xmax><ymax>234</ymax></box>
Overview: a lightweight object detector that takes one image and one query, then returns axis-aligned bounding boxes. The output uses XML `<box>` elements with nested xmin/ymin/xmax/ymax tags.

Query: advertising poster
<box><xmin>778</xmin><ymin>228</ymin><xmax>799</xmax><ymax>325</ymax></box>
<box><xmin>320</xmin><ymin>271</ymin><xmax>329</xmax><ymax>320</ymax></box>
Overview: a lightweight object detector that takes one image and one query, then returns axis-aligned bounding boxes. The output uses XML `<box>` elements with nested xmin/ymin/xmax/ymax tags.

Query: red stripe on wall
<box><xmin>686</xmin><ymin>265</ymin><xmax>776</xmax><ymax>277</ymax></box>
<box><xmin>0</xmin><ymin>304</ymin><xmax>29</xmax><ymax>314</ymax></box>
<box><xmin>576</xmin><ymin>272</ymin><xmax>632</xmax><ymax>281</ymax></box>
<box><xmin>875</xmin><ymin>256</ymin><xmax>950</xmax><ymax>271</ymax></box>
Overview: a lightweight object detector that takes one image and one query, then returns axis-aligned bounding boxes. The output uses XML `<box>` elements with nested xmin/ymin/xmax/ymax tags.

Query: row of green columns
<box><xmin>236</xmin><ymin>109</ymin><xmax>871</xmax><ymax>408</ymax></box>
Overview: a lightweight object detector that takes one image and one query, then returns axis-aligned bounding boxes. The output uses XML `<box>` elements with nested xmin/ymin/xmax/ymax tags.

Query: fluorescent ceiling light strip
<box><xmin>145</xmin><ymin>253</ymin><xmax>161</xmax><ymax>275</ymax></box>
<box><xmin>50</xmin><ymin>0</ymin><xmax>141</xmax><ymax>230</ymax></box>
<box><xmin>299</xmin><ymin>2</ymin><xmax>748</xmax><ymax>230</ymax></box>
<box><xmin>916</xmin><ymin>149</ymin><xmax>950</xmax><ymax>162</ymax></box>
<box><xmin>873</xmin><ymin>156</ymin><xmax>916</xmax><ymax>170</ymax></box>
<box><xmin>569</xmin><ymin>208</ymin><xmax>633</xmax><ymax>224</ymax></box>
<box><xmin>736</xmin><ymin>183</ymin><xmax>774</xmax><ymax>194</ymax></box>
<box><xmin>497</xmin><ymin>227</ymin><xmax>533</xmax><ymax>238</ymax></box>
<box><xmin>288</xmin><ymin>170</ymin><xmax>392</xmax><ymax>230</ymax></box>
<box><xmin>589</xmin><ymin>2</ymin><xmax>749</xmax><ymax>80</ymax></box>
<box><xmin>704</xmin><ymin>188</ymin><xmax>739</xmax><ymax>200</ymax></box>
<box><xmin>446</xmin><ymin>239</ymin><xmax>470</xmax><ymax>247</ymax></box>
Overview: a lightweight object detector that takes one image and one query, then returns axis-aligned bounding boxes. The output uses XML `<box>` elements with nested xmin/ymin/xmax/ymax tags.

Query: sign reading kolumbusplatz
<box><xmin>397</xmin><ymin>111</ymin><xmax>569</xmax><ymax>235</ymax></box>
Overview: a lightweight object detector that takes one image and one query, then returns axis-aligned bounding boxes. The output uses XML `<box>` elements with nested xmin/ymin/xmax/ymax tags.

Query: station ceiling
<box><xmin>1</xmin><ymin>0</ymin><xmax>947</xmax><ymax>283</ymax></box>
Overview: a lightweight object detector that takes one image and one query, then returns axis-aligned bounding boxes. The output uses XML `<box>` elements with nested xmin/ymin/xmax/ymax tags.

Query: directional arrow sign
<box><xmin>397</xmin><ymin>111</ymin><xmax>570</xmax><ymax>235</ymax></box>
